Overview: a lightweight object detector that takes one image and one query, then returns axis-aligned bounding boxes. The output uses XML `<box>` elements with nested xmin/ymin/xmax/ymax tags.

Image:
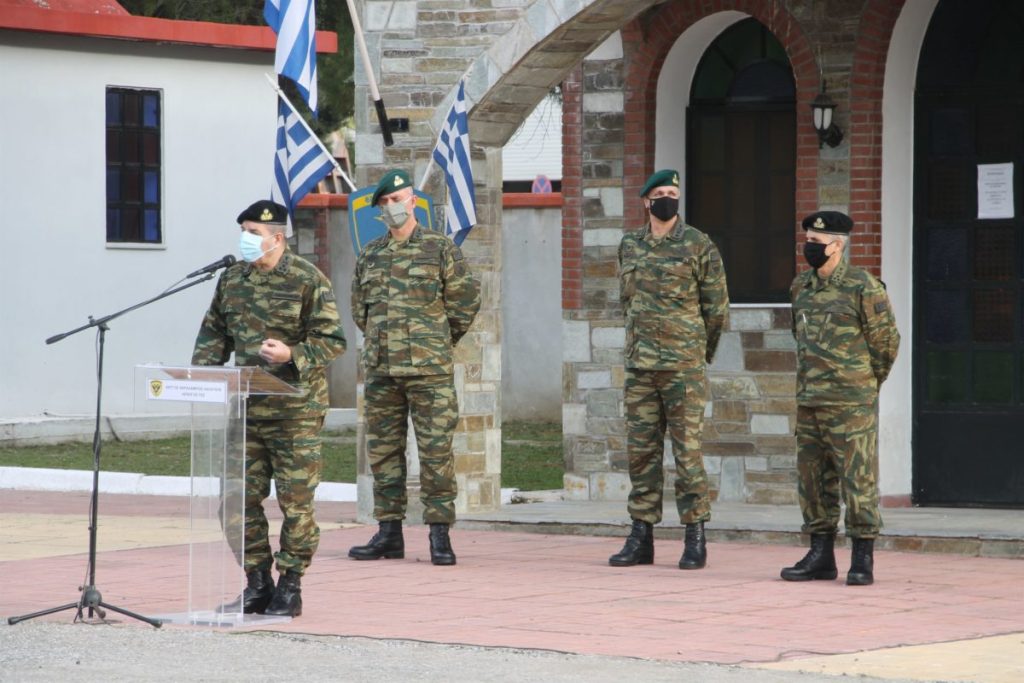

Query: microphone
<box><xmin>187</xmin><ymin>255</ymin><xmax>236</xmax><ymax>278</ymax></box>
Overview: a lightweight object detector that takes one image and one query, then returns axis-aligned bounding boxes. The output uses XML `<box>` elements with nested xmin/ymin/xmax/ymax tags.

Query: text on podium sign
<box><xmin>147</xmin><ymin>379</ymin><xmax>228</xmax><ymax>404</ymax></box>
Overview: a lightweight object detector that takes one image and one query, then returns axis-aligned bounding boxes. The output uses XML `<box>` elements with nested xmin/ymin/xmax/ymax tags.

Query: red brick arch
<box><xmin>621</xmin><ymin>0</ymin><xmax>820</xmax><ymax>242</ymax></box>
<box><xmin>849</xmin><ymin>0</ymin><xmax>906</xmax><ymax>275</ymax></box>
<box><xmin>563</xmin><ymin>0</ymin><xmax>820</xmax><ymax>310</ymax></box>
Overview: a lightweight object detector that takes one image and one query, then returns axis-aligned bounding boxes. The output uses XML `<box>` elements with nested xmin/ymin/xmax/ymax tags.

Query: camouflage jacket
<box><xmin>351</xmin><ymin>225</ymin><xmax>480</xmax><ymax>377</ymax></box>
<box><xmin>191</xmin><ymin>250</ymin><xmax>347</xmax><ymax>420</ymax></box>
<box><xmin>618</xmin><ymin>220</ymin><xmax>729</xmax><ymax>371</ymax></box>
<box><xmin>790</xmin><ymin>258</ymin><xmax>900</xmax><ymax>406</ymax></box>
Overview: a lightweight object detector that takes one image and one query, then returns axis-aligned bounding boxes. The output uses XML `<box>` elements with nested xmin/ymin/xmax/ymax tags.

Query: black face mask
<box><xmin>649</xmin><ymin>196</ymin><xmax>679</xmax><ymax>222</ymax></box>
<box><xmin>803</xmin><ymin>241</ymin><xmax>830</xmax><ymax>269</ymax></box>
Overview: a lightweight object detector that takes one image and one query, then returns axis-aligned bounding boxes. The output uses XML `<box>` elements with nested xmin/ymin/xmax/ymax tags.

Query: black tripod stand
<box><xmin>7</xmin><ymin>273</ymin><xmax>221</xmax><ymax>628</ymax></box>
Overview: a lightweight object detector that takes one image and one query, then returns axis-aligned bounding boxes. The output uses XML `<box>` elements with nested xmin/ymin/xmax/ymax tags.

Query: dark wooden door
<box><xmin>913</xmin><ymin>93</ymin><xmax>1024</xmax><ymax>506</ymax></box>
<box><xmin>687</xmin><ymin>106</ymin><xmax>795</xmax><ymax>303</ymax></box>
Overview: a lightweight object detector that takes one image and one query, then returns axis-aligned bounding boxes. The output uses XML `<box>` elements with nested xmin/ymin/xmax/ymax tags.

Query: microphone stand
<box><xmin>8</xmin><ymin>273</ymin><xmax>220</xmax><ymax>628</ymax></box>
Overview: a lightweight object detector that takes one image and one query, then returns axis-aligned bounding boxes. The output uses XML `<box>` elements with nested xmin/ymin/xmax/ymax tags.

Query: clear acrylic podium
<box><xmin>134</xmin><ymin>364</ymin><xmax>303</xmax><ymax>627</ymax></box>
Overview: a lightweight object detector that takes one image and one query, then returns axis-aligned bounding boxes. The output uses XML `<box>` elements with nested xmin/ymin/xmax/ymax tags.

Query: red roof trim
<box><xmin>297</xmin><ymin>193</ymin><xmax>566</xmax><ymax>210</ymax></box>
<box><xmin>0</xmin><ymin>6</ymin><xmax>338</xmax><ymax>53</ymax></box>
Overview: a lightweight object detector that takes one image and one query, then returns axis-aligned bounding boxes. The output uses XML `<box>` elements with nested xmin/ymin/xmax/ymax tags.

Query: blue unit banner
<box><xmin>348</xmin><ymin>186</ymin><xmax>436</xmax><ymax>256</ymax></box>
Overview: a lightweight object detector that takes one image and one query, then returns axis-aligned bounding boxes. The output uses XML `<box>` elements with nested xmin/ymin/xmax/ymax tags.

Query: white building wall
<box><xmin>1</xmin><ymin>33</ymin><xmax>277</xmax><ymax>418</ymax></box>
<box><xmin>501</xmin><ymin>206</ymin><xmax>563</xmax><ymax>421</ymax></box>
<box><xmin>501</xmin><ymin>94</ymin><xmax>563</xmax><ymax>182</ymax></box>
<box><xmin>880</xmin><ymin>0</ymin><xmax>939</xmax><ymax>500</ymax></box>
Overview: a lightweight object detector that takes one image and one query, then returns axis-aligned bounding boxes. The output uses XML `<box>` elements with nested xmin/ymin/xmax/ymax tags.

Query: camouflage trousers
<box><xmin>625</xmin><ymin>368</ymin><xmax>710</xmax><ymax>525</ymax></box>
<box><xmin>796</xmin><ymin>403</ymin><xmax>882</xmax><ymax>539</ymax></box>
<box><xmin>226</xmin><ymin>417</ymin><xmax>324</xmax><ymax>575</ymax></box>
<box><xmin>365</xmin><ymin>373</ymin><xmax>458</xmax><ymax>524</ymax></box>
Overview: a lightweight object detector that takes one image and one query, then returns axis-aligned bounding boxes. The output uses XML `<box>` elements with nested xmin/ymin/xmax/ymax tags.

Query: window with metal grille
<box><xmin>106</xmin><ymin>87</ymin><xmax>161</xmax><ymax>244</ymax></box>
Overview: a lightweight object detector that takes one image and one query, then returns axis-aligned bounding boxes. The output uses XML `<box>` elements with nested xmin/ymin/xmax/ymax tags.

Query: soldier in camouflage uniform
<box><xmin>348</xmin><ymin>169</ymin><xmax>480</xmax><ymax>566</ymax></box>
<box><xmin>192</xmin><ymin>200</ymin><xmax>346</xmax><ymax>617</ymax></box>
<box><xmin>609</xmin><ymin>169</ymin><xmax>729</xmax><ymax>570</ymax></box>
<box><xmin>781</xmin><ymin>210</ymin><xmax>899</xmax><ymax>586</ymax></box>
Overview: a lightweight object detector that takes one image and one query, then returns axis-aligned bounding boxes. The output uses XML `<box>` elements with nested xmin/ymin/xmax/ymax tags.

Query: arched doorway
<box><xmin>913</xmin><ymin>0</ymin><xmax>1024</xmax><ymax>506</ymax></box>
<box><xmin>686</xmin><ymin>18</ymin><xmax>796</xmax><ymax>303</ymax></box>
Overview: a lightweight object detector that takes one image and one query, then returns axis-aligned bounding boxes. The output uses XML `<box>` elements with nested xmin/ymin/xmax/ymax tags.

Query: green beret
<box><xmin>639</xmin><ymin>169</ymin><xmax>680</xmax><ymax>197</ymax></box>
<box><xmin>802</xmin><ymin>211</ymin><xmax>853</xmax><ymax>235</ymax></box>
<box><xmin>373</xmin><ymin>169</ymin><xmax>413</xmax><ymax>205</ymax></box>
<box><xmin>237</xmin><ymin>199</ymin><xmax>287</xmax><ymax>225</ymax></box>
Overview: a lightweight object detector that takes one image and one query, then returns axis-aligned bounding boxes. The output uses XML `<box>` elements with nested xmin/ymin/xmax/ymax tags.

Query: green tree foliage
<box><xmin>119</xmin><ymin>0</ymin><xmax>353</xmax><ymax>136</ymax></box>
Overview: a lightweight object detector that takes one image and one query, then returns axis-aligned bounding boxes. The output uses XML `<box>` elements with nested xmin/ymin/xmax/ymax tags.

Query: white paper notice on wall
<box><xmin>977</xmin><ymin>163</ymin><xmax>1014</xmax><ymax>219</ymax></box>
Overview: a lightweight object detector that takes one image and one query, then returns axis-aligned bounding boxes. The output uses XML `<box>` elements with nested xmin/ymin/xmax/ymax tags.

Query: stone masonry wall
<box><xmin>352</xmin><ymin>1</ymin><xmax>535</xmax><ymax>519</ymax></box>
<box><xmin>561</xmin><ymin>43</ymin><xmax>631</xmax><ymax>500</ymax></box>
<box><xmin>706</xmin><ymin>308</ymin><xmax>798</xmax><ymax>505</ymax></box>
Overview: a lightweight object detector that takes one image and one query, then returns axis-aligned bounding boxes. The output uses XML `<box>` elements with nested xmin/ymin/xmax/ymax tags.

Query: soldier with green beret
<box><xmin>609</xmin><ymin>169</ymin><xmax>729</xmax><ymax>570</ymax></box>
<box><xmin>781</xmin><ymin>210</ymin><xmax>900</xmax><ymax>586</ymax></box>
<box><xmin>348</xmin><ymin>168</ymin><xmax>480</xmax><ymax>566</ymax></box>
<box><xmin>191</xmin><ymin>199</ymin><xmax>347</xmax><ymax>617</ymax></box>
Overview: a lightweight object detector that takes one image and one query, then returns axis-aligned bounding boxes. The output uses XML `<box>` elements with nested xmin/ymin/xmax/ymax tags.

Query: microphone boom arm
<box><xmin>46</xmin><ymin>273</ymin><xmax>215</xmax><ymax>345</ymax></box>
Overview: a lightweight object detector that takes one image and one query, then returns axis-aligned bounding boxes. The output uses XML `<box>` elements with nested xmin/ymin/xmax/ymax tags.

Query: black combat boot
<box><xmin>218</xmin><ymin>568</ymin><xmax>274</xmax><ymax>614</ymax></box>
<box><xmin>428</xmin><ymin>523</ymin><xmax>456</xmax><ymax>566</ymax></box>
<box><xmin>780</xmin><ymin>533</ymin><xmax>838</xmax><ymax>581</ymax></box>
<box><xmin>678</xmin><ymin>521</ymin><xmax>707</xmax><ymax>570</ymax></box>
<box><xmin>264</xmin><ymin>571</ymin><xmax>302</xmax><ymax>617</ymax></box>
<box><xmin>608</xmin><ymin>519</ymin><xmax>654</xmax><ymax>567</ymax></box>
<box><xmin>348</xmin><ymin>520</ymin><xmax>405</xmax><ymax>560</ymax></box>
<box><xmin>846</xmin><ymin>538</ymin><xmax>875</xmax><ymax>586</ymax></box>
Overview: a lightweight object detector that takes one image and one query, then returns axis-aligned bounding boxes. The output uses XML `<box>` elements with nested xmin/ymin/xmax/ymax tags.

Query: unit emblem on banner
<box><xmin>348</xmin><ymin>187</ymin><xmax>435</xmax><ymax>256</ymax></box>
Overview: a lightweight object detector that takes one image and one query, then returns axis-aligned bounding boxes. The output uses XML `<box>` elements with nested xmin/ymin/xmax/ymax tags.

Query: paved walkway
<box><xmin>2</xmin><ymin>491</ymin><xmax>1022</xmax><ymax>682</ymax></box>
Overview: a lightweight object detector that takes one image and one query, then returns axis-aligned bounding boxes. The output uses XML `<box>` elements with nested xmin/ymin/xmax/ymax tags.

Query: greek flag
<box><xmin>431</xmin><ymin>80</ymin><xmax>476</xmax><ymax>246</ymax></box>
<box><xmin>272</xmin><ymin>97</ymin><xmax>334</xmax><ymax>236</ymax></box>
<box><xmin>264</xmin><ymin>0</ymin><xmax>318</xmax><ymax>112</ymax></box>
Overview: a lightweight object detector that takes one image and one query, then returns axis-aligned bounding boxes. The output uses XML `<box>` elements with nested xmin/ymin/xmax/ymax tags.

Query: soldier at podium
<box><xmin>192</xmin><ymin>200</ymin><xmax>346</xmax><ymax>618</ymax></box>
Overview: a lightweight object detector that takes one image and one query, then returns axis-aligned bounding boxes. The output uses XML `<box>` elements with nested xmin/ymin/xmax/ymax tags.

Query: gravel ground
<box><xmin>0</xmin><ymin>621</ymin><xmax>911</xmax><ymax>682</ymax></box>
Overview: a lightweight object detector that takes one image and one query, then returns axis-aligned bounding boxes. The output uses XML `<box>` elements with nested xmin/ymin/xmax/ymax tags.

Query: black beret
<box><xmin>373</xmin><ymin>169</ymin><xmax>413</xmax><ymax>205</ymax></box>
<box><xmin>237</xmin><ymin>200</ymin><xmax>288</xmax><ymax>226</ymax></box>
<box><xmin>802</xmin><ymin>211</ymin><xmax>853</xmax><ymax>235</ymax></box>
<box><xmin>639</xmin><ymin>169</ymin><xmax>680</xmax><ymax>197</ymax></box>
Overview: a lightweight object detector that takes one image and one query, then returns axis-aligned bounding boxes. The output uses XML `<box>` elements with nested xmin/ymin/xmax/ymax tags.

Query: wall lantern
<box><xmin>810</xmin><ymin>83</ymin><xmax>843</xmax><ymax>148</ymax></box>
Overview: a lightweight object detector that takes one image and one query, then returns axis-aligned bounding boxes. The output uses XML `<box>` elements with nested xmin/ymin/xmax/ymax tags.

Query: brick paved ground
<box><xmin>2</xmin><ymin>492</ymin><xmax>1022</xmax><ymax>681</ymax></box>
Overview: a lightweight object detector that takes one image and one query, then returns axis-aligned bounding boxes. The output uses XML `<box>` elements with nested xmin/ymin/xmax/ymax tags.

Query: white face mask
<box><xmin>239</xmin><ymin>230</ymin><xmax>280</xmax><ymax>262</ymax></box>
<box><xmin>381</xmin><ymin>198</ymin><xmax>411</xmax><ymax>228</ymax></box>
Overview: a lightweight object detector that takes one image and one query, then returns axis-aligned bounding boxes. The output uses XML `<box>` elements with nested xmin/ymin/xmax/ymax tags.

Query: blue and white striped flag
<box><xmin>264</xmin><ymin>0</ymin><xmax>318</xmax><ymax>112</ymax></box>
<box><xmin>272</xmin><ymin>97</ymin><xmax>334</xmax><ymax>236</ymax></box>
<box><xmin>431</xmin><ymin>80</ymin><xmax>476</xmax><ymax>246</ymax></box>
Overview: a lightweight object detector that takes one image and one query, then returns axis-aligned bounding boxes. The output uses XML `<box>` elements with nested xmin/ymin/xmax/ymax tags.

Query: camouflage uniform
<box><xmin>791</xmin><ymin>257</ymin><xmax>900</xmax><ymax>539</ymax></box>
<box><xmin>192</xmin><ymin>249</ymin><xmax>346</xmax><ymax>575</ymax></box>
<box><xmin>619</xmin><ymin>220</ymin><xmax>729</xmax><ymax>524</ymax></box>
<box><xmin>352</xmin><ymin>225</ymin><xmax>480</xmax><ymax>524</ymax></box>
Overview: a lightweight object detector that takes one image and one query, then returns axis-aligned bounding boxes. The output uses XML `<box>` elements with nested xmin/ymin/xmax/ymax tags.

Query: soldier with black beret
<box><xmin>781</xmin><ymin>210</ymin><xmax>900</xmax><ymax>586</ymax></box>
<box><xmin>348</xmin><ymin>169</ymin><xmax>480</xmax><ymax>566</ymax></box>
<box><xmin>192</xmin><ymin>199</ymin><xmax>347</xmax><ymax>617</ymax></box>
<box><xmin>609</xmin><ymin>169</ymin><xmax>729</xmax><ymax>571</ymax></box>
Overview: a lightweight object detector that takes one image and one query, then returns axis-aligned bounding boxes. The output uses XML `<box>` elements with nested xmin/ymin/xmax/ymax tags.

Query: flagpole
<box><xmin>417</xmin><ymin>78</ymin><xmax>460</xmax><ymax>191</ymax></box>
<box><xmin>264</xmin><ymin>73</ymin><xmax>358</xmax><ymax>193</ymax></box>
<box><xmin>344</xmin><ymin>0</ymin><xmax>394</xmax><ymax>147</ymax></box>
<box><xmin>417</xmin><ymin>156</ymin><xmax>437</xmax><ymax>192</ymax></box>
